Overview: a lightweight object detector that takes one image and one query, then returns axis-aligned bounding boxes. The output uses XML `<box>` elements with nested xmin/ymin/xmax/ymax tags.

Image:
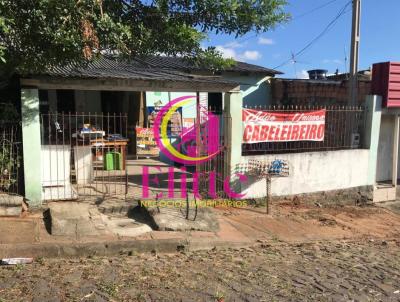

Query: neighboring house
<box><xmin>271</xmin><ymin>69</ymin><xmax>372</xmax><ymax>106</ymax></box>
<box><xmin>326</xmin><ymin>69</ymin><xmax>372</xmax><ymax>81</ymax></box>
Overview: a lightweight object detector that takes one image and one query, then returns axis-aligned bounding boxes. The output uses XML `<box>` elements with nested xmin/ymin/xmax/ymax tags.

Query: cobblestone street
<box><xmin>1</xmin><ymin>239</ymin><xmax>400</xmax><ymax>302</ymax></box>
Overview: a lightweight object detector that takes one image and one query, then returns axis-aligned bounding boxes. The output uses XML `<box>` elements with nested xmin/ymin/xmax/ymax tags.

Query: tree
<box><xmin>0</xmin><ymin>0</ymin><xmax>288</xmax><ymax>76</ymax></box>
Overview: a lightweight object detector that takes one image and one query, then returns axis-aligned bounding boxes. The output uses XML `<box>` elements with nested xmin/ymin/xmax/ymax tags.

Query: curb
<box><xmin>0</xmin><ymin>238</ymin><xmax>253</xmax><ymax>259</ymax></box>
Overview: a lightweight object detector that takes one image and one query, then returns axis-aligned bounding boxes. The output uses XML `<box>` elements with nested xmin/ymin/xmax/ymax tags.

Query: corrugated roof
<box><xmin>140</xmin><ymin>56</ymin><xmax>282</xmax><ymax>75</ymax></box>
<box><xmin>42</xmin><ymin>55</ymin><xmax>281</xmax><ymax>80</ymax></box>
<box><xmin>40</xmin><ymin>57</ymin><xmax>239</xmax><ymax>87</ymax></box>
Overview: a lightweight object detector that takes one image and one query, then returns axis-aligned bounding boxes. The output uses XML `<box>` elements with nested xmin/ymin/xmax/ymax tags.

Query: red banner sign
<box><xmin>242</xmin><ymin>109</ymin><xmax>326</xmax><ymax>143</ymax></box>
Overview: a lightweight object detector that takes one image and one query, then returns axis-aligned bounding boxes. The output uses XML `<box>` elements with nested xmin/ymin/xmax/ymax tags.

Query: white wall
<box><xmin>375</xmin><ymin>114</ymin><xmax>400</xmax><ymax>182</ymax></box>
<box><xmin>240</xmin><ymin>149</ymin><xmax>370</xmax><ymax>198</ymax></box>
<box><xmin>221</xmin><ymin>74</ymin><xmax>272</xmax><ymax>107</ymax></box>
<box><xmin>376</xmin><ymin>115</ymin><xmax>394</xmax><ymax>181</ymax></box>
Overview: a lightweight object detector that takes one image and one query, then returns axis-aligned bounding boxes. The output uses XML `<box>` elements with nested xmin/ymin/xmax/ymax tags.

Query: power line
<box><xmin>228</xmin><ymin>0</ymin><xmax>345</xmax><ymax>46</ymax></box>
<box><xmin>295</xmin><ymin>2</ymin><xmax>351</xmax><ymax>57</ymax></box>
<box><xmin>292</xmin><ymin>0</ymin><xmax>341</xmax><ymax>20</ymax></box>
<box><xmin>273</xmin><ymin>1</ymin><xmax>351</xmax><ymax>70</ymax></box>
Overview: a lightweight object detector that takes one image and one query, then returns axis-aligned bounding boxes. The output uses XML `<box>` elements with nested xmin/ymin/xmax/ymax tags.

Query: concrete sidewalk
<box><xmin>0</xmin><ymin>214</ymin><xmax>252</xmax><ymax>258</ymax></box>
<box><xmin>1</xmin><ymin>203</ymin><xmax>400</xmax><ymax>258</ymax></box>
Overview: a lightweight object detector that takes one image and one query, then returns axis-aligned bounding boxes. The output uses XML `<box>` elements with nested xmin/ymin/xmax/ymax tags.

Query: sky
<box><xmin>202</xmin><ymin>0</ymin><xmax>400</xmax><ymax>78</ymax></box>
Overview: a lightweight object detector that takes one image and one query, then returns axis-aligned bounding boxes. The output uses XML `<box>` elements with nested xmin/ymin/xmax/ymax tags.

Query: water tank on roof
<box><xmin>307</xmin><ymin>69</ymin><xmax>328</xmax><ymax>80</ymax></box>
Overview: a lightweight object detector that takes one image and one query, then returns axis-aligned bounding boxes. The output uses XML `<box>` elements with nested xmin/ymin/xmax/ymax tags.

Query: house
<box><xmin>3</xmin><ymin>55</ymin><xmax>282</xmax><ymax>208</ymax></box>
<box><xmin>2</xmin><ymin>56</ymin><xmax>395</xmax><ymax>213</ymax></box>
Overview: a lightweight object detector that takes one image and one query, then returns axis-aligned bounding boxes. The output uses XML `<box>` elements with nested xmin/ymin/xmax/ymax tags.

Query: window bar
<box><xmin>48</xmin><ymin>112</ymin><xmax>53</xmax><ymax>201</ymax></box>
<box><xmin>68</xmin><ymin>112</ymin><xmax>72</xmax><ymax>201</ymax></box>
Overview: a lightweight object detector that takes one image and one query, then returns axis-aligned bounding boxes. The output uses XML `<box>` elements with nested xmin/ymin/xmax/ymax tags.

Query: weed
<box><xmin>136</xmin><ymin>292</ymin><xmax>146</xmax><ymax>301</ymax></box>
<box><xmin>36</xmin><ymin>257</ymin><xmax>45</xmax><ymax>265</ymax></box>
<box><xmin>97</xmin><ymin>282</ymin><xmax>118</xmax><ymax>297</ymax></box>
<box><xmin>214</xmin><ymin>290</ymin><xmax>225</xmax><ymax>302</ymax></box>
<box><xmin>13</xmin><ymin>263</ymin><xmax>24</xmax><ymax>272</ymax></box>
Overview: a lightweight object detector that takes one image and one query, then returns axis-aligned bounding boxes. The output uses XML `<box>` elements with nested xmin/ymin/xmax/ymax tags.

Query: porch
<box><xmin>19</xmin><ymin>63</ymin><xmax>242</xmax><ymax>208</ymax></box>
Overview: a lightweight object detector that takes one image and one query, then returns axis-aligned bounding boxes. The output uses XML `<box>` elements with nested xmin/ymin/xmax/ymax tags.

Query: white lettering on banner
<box><xmin>242</xmin><ymin>109</ymin><xmax>326</xmax><ymax>144</ymax></box>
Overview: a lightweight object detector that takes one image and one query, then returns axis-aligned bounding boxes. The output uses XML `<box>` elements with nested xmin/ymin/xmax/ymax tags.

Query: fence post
<box><xmin>223</xmin><ymin>90</ymin><xmax>243</xmax><ymax>197</ymax></box>
<box><xmin>364</xmin><ymin>95</ymin><xmax>382</xmax><ymax>185</ymax></box>
<box><xmin>21</xmin><ymin>88</ymin><xmax>42</xmax><ymax>207</ymax></box>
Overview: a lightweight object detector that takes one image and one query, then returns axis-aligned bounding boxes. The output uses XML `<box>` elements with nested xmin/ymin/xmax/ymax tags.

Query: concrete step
<box><xmin>0</xmin><ymin>194</ymin><xmax>23</xmax><ymax>207</ymax></box>
<box><xmin>97</xmin><ymin>201</ymin><xmax>137</xmax><ymax>216</ymax></box>
<box><xmin>49</xmin><ymin>202</ymin><xmax>110</xmax><ymax>236</ymax></box>
<box><xmin>0</xmin><ymin>206</ymin><xmax>21</xmax><ymax>216</ymax></box>
<box><xmin>373</xmin><ymin>186</ymin><xmax>396</xmax><ymax>203</ymax></box>
<box><xmin>105</xmin><ymin>217</ymin><xmax>152</xmax><ymax>237</ymax></box>
<box><xmin>48</xmin><ymin>202</ymin><xmax>152</xmax><ymax>238</ymax></box>
<box><xmin>0</xmin><ymin>194</ymin><xmax>22</xmax><ymax>217</ymax></box>
<box><xmin>142</xmin><ymin>206</ymin><xmax>219</xmax><ymax>232</ymax></box>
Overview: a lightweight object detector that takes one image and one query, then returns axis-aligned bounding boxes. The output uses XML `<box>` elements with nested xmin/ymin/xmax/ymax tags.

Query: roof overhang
<box><xmin>20</xmin><ymin>75</ymin><xmax>240</xmax><ymax>93</ymax></box>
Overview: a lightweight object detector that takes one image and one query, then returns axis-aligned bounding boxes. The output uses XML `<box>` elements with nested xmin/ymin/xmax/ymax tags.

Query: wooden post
<box><xmin>266</xmin><ymin>176</ymin><xmax>271</xmax><ymax>214</ymax></box>
<box><xmin>392</xmin><ymin>115</ymin><xmax>399</xmax><ymax>187</ymax></box>
<box><xmin>139</xmin><ymin>91</ymin><xmax>146</xmax><ymax>127</ymax></box>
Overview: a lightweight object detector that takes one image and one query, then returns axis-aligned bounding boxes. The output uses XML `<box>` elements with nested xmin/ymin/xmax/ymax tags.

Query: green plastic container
<box><xmin>104</xmin><ymin>151</ymin><xmax>122</xmax><ymax>170</ymax></box>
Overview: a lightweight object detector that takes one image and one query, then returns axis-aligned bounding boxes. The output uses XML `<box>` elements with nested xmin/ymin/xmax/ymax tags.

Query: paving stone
<box><xmin>1</xmin><ymin>240</ymin><xmax>400</xmax><ymax>301</ymax></box>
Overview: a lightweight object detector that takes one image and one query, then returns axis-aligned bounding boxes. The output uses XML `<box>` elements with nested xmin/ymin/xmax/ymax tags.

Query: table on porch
<box><xmin>90</xmin><ymin>138</ymin><xmax>128</xmax><ymax>170</ymax></box>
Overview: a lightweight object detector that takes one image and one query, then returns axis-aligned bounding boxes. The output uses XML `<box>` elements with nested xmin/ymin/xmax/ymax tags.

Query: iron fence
<box><xmin>0</xmin><ymin>122</ymin><xmax>22</xmax><ymax>196</ymax></box>
<box><xmin>40</xmin><ymin>112</ymin><xmax>128</xmax><ymax>201</ymax></box>
<box><xmin>197</xmin><ymin>114</ymin><xmax>230</xmax><ymax>199</ymax></box>
<box><xmin>242</xmin><ymin>105</ymin><xmax>365</xmax><ymax>155</ymax></box>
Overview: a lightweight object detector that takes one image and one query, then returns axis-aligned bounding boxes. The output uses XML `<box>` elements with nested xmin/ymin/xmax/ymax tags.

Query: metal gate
<box><xmin>0</xmin><ymin>122</ymin><xmax>23</xmax><ymax>197</ymax></box>
<box><xmin>40</xmin><ymin>112</ymin><xmax>128</xmax><ymax>201</ymax></box>
<box><xmin>197</xmin><ymin>112</ymin><xmax>230</xmax><ymax>199</ymax></box>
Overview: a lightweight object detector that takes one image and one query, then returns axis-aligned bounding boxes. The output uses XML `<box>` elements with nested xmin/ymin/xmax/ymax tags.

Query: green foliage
<box><xmin>214</xmin><ymin>290</ymin><xmax>225</xmax><ymax>302</ymax></box>
<box><xmin>12</xmin><ymin>263</ymin><xmax>24</xmax><ymax>272</ymax></box>
<box><xmin>97</xmin><ymin>281</ymin><xmax>119</xmax><ymax>297</ymax></box>
<box><xmin>190</xmin><ymin>47</ymin><xmax>236</xmax><ymax>71</ymax></box>
<box><xmin>0</xmin><ymin>16</ymin><xmax>7</xmax><ymax>63</ymax></box>
<box><xmin>35</xmin><ymin>256</ymin><xmax>45</xmax><ymax>265</ymax></box>
<box><xmin>0</xmin><ymin>0</ymin><xmax>289</xmax><ymax>75</ymax></box>
<box><xmin>0</xmin><ymin>138</ymin><xmax>19</xmax><ymax>191</ymax></box>
<box><xmin>0</xmin><ymin>103</ymin><xmax>19</xmax><ymax>191</ymax></box>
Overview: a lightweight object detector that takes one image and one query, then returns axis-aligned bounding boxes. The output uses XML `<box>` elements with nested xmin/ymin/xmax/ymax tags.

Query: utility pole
<box><xmin>349</xmin><ymin>0</ymin><xmax>361</xmax><ymax>106</ymax></box>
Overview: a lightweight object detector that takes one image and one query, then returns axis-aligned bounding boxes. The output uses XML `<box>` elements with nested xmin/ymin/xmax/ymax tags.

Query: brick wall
<box><xmin>271</xmin><ymin>78</ymin><xmax>371</xmax><ymax>106</ymax></box>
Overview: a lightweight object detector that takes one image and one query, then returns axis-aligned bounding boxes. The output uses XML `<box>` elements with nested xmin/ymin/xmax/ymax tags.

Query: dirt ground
<box><xmin>3</xmin><ymin>200</ymin><xmax>400</xmax><ymax>246</ymax></box>
<box><xmin>1</xmin><ymin>239</ymin><xmax>400</xmax><ymax>302</ymax></box>
<box><xmin>212</xmin><ymin>202</ymin><xmax>400</xmax><ymax>243</ymax></box>
<box><xmin>1</xmin><ymin>203</ymin><xmax>400</xmax><ymax>301</ymax></box>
